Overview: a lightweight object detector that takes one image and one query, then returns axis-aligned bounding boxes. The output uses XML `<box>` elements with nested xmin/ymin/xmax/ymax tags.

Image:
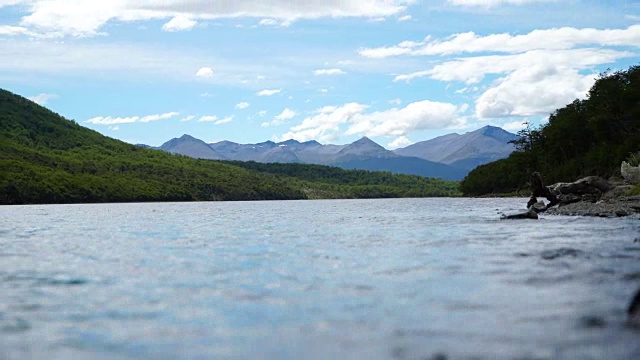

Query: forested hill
<box><xmin>460</xmin><ymin>65</ymin><xmax>640</xmax><ymax>196</ymax></box>
<box><xmin>0</xmin><ymin>89</ymin><xmax>460</xmax><ymax>204</ymax></box>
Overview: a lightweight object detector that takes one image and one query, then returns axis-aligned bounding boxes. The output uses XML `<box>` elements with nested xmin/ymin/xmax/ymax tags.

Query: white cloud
<box><xmin>257</xmin><ymin>89</ymin><xmax>281</xmax><ymax>96</ymax></box>
<box><xmin>12</xmin><ymin>0</ymin><xmax>413</xmax><ymax>37</ymax></box>
<box><xmin>19</xmin><ymin>1</ymin><xmax>122</xmax><ymax>37</ymax></box>
<box><xmin>393</xmin><ymin>70</ymin><xmax>431</xmax><ymax>82</ymax></box>
<box><xmin>139</xmin><ymin>112</ymin><xmax>180</xmax><ymax>123</ymax></box>
<box><xmin>27</xmin><ymin>93</ymin><xmax>57</xmax><ymax>105</ymax></box>
<box><xmin>412</xmin><ymin>48</ymin><xmax>628</xmax><ymax>84</ymax></box>
<box><xmin>258</xmin><ymin>18</ymin><xmax>291</xmax><ymax>27</ymax></box>
<box><xmin>162</xmin><ymin>16</ymin><xmax>197</xmax><ymax>32</ymax></box>
<box><xmin>262</xmin><ymin>108</ymin><xmax>298</xmax><ymax>127</ymax></box>
<box><xmin>198</xmin><ymin>115</ymin><xmax>219</xmax><ymax>122</ymax></box>
<box><xmin>318</xmin><ymin>88</ymin><xmax>329</xmax><ymax>93</ymax></box>
<box><xmin>346</xmin><ymin>100</ymin><xmax>466</xmax><ymax>137</ymax></box>
<box><xmin>195</xmin><ymin>67</ymin><xmax>214</xmax><ymax>78</ymax></box>
<box><xmin>180</xmin><ymin>115</ymin><xmax>195</xmax><ymax>122</ymax></box>
<box><xmin>279</xmin><ymin>103</ymin><xmax>368</xmax><ymax>142</ymax></box>
<box><xmin>389</xmin><ymin>47</ymin><xmax>629</xmax><ymax>120</ymax></box>
<box><xmin>86</xmin><ymin>111</ymin><xmax>179</xmax><ymax>125</ymax></box>
<box><xmin>196</xmin><ymin>115</ymin><xmax>233</xmax><ymax>125</ymax></box>
<box><xmin>388</xmin><ymin>98</ymin><xmax>402</xmax><ymax>105</ymax></box>
<box><xmin>360</xmin><ymin>25</ymin><xmax>640</xmax><ymax>58</ymax></box>
<box><xmin>448</xmin><ymin>0</ymin><xmax>557</xmax><ymax>7</ymax></box>
<box><xmin>397</xmin><ymin>15</ymin><xmax>412</xmax><ymax>21</ymax></box>
<box><xmin>474</xmin><ymin>65</ymin><xmax>595</xmax><ymax>118</ymax></box>
<box><xmin>235</xmin><ymin>101</ymin><xmax>250</xmax><ymax>109</ymax></box>
<box><xmin>275</xmin><ymin>108</ymin><xmax>298</xmax><ymax>120</ymax></box>
<box><xmin>259</xmin><ymin>18</ymin><xmax>279</xmax><ymax>26</ymax></box>
<box><xmin>0</xmin><ymin>25</ymin><xmax>41</xmax><ymax>37</ymax></box>
<box><xmin>214</xmin><ymin>116</ymin><xmax>234</xmax><ymax>125</ymax></box>
<box><xmin>388</xmin><ymin>136</ymin><xmax>412</xmax><ymax>149</ymax></box>
<box><xmin>359</xmin><ymin>46</ymin><xmax>412</xmax><ymax>59</ymax></box>
<box><xmin>257</xmin><ymin>110</ymin><xmax>267</xmax><ymax>117</ymax></box>
<box><xmin>314</xmin><ymin>68</ymin><xmax>346</xmax><ymax>76</ymax></box>
<box><xmin>417</xmin><ymin>25</ymin><xmax>640</xmax><ymax>56</ymax></box>
<box><xmin>279</xmin><ymin>100</ymin><xmax>465</xmax><ymax>142</ymax></box>
<box><xmin>86</xmin><ymin>116</ymin><xmax>139</xmax><ymax>125</ymax></box>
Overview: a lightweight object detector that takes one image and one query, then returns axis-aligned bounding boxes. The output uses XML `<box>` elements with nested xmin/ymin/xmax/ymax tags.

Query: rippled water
<box><xmin>1</xmin><ymin>198</ymin><xmax>639</xmax><ymax>360</ymax></box>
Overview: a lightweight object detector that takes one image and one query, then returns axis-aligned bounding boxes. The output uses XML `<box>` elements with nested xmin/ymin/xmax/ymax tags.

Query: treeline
<box><xmin>460</xmin><ymin>65</ymin><xmax>640</xmax><ymax>196</ymax></box>
<box><xmin>0</xmin><ymin>89</ymin><xmax>459</xmax><ymax>204</ymax></box>
<box><xmin>223</xmin><ymin>161</ymin><xmax>461</xmax><ymax>198</ymax></box>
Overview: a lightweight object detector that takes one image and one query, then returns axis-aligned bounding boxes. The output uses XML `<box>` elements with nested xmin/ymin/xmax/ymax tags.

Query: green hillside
<box><xmin>0</xmin><ymin>89</ymin><xmax>459</xmax><ymax>204</ymax></box>
<box><xmin>460</xmin><ymin>65</ymin><xmax>640</xmax><ymax>196</ymax></box>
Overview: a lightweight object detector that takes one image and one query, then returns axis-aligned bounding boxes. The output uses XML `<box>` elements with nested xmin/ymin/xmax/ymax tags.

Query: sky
<box><xmin>0</xmin><ymin>0</ymin><xmax>638</xmax><ymax>148</ymax></box>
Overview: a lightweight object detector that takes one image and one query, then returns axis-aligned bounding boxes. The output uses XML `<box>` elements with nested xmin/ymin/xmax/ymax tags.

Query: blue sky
<box><xmin>1</xmin><ymin>0</ymin><xmax>638</xmax><ymax>148</ymax></box>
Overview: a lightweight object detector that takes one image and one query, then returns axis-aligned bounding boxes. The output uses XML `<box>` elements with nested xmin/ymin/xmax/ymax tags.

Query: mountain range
<box><xmin>150</xmin><ymin>126</ymin><xmax>518</xmax><ymax>180</ymax></box>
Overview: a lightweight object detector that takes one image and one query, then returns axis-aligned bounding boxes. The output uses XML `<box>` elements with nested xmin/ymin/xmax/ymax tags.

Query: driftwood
<box><xmin>503</xmin><ymin>172</ymin><xmax>615</xmax><ymax>220</ymax></box>
<box><xmin>527</xmin><ymin>172</ymin><xmax>559</xmax><ymax>212</ymax></box>
<box><xmin>500</xmin><ymin>209</ymin><xmax>538</xmax><ymax>220</ymax></box>
<box><xmin>526</xmin><ymin>172</ymin><xmax>611</xmax><ymax>213</ymax></box>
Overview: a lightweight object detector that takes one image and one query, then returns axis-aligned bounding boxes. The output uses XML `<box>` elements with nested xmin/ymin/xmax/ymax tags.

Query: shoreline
<box><xmin>545</xmin><ymin>194</ymin><xmax>640</xmax><ymax>218</ymax></box>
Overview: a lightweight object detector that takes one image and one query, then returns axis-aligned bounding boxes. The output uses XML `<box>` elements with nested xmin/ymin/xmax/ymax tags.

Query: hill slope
<box><xmin>0</xmin><ymin>90</ymin><xmax>309</xmax><ymax>204</ymax></box>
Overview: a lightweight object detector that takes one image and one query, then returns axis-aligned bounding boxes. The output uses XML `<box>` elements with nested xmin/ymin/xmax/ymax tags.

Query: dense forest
<box><xmin>460</xmin><ymin>65</ymin><xmax>640</xmax><ymax>196</ymax></box>
<box><xmin>0</xmin><ymin>89</ymin><xmax>460</xmax><ymax>204</ymax></box>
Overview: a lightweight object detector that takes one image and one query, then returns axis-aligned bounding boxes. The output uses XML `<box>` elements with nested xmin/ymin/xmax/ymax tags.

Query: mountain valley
<box><xmin>153</xmin><ymin>126</ymin><xmax>517</xmax><ymax>180</ymax></box>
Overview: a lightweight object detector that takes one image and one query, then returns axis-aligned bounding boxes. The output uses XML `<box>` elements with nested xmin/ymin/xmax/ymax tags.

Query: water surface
<box><xmin>1</xmin><ymin>198</ymin><xmax>639</xmax><ymax>359</ymax></box>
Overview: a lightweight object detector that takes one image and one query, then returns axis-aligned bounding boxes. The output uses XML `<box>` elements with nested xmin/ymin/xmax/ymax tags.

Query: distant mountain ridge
<box><xmin>160</xmin><ymin>134</ymin><xmax>225</xmax><ymax>160</ymax></box>
<box><xmin>151</xmin><ymin>125</ymin><xmax>518</xmax><ymax>180</ymax></box>
<box><xmin>394</xmin><ymin>126</ymin><xmax>517</xmax><ymax>171</ymax></box>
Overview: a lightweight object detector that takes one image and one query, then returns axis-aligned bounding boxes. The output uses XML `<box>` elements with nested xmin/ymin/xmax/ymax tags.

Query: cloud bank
<box><xmin>6</xmin><ymin>0</ymin><xmax>413</xmax><ymax>37</ymax></box>
<box><xmin>362</xmin><ymin>25</ymin><xmax>639</xmax><ymax>119</ymax></box>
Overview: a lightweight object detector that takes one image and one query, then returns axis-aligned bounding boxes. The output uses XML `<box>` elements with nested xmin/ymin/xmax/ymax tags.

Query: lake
<box><xmin>1</xmin><ymin>198</ymin><xmax>639</xmax><ymax>359</ymax></box>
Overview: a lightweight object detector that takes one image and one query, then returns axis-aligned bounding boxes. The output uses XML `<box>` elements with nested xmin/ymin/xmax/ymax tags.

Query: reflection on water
<box><xmin>1</xmin><ymin>199</ymin><xmax>639</xmax><ymax>359</ymax></box>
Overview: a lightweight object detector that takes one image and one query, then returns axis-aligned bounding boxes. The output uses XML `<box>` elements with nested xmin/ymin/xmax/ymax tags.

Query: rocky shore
<box><xmin>543</xmin><ymin>178</ymin><xmax>640</xmax><ymax>218</ymax></box>
<box><xmin>545</xmin><ymin>193</ymin><xmax>640</xmax><ymax>217</ymax></box>
<box><xmin>503</xmin><ymin>173</ymin><xmax>640</xmax><ymax>219</ymax></box>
